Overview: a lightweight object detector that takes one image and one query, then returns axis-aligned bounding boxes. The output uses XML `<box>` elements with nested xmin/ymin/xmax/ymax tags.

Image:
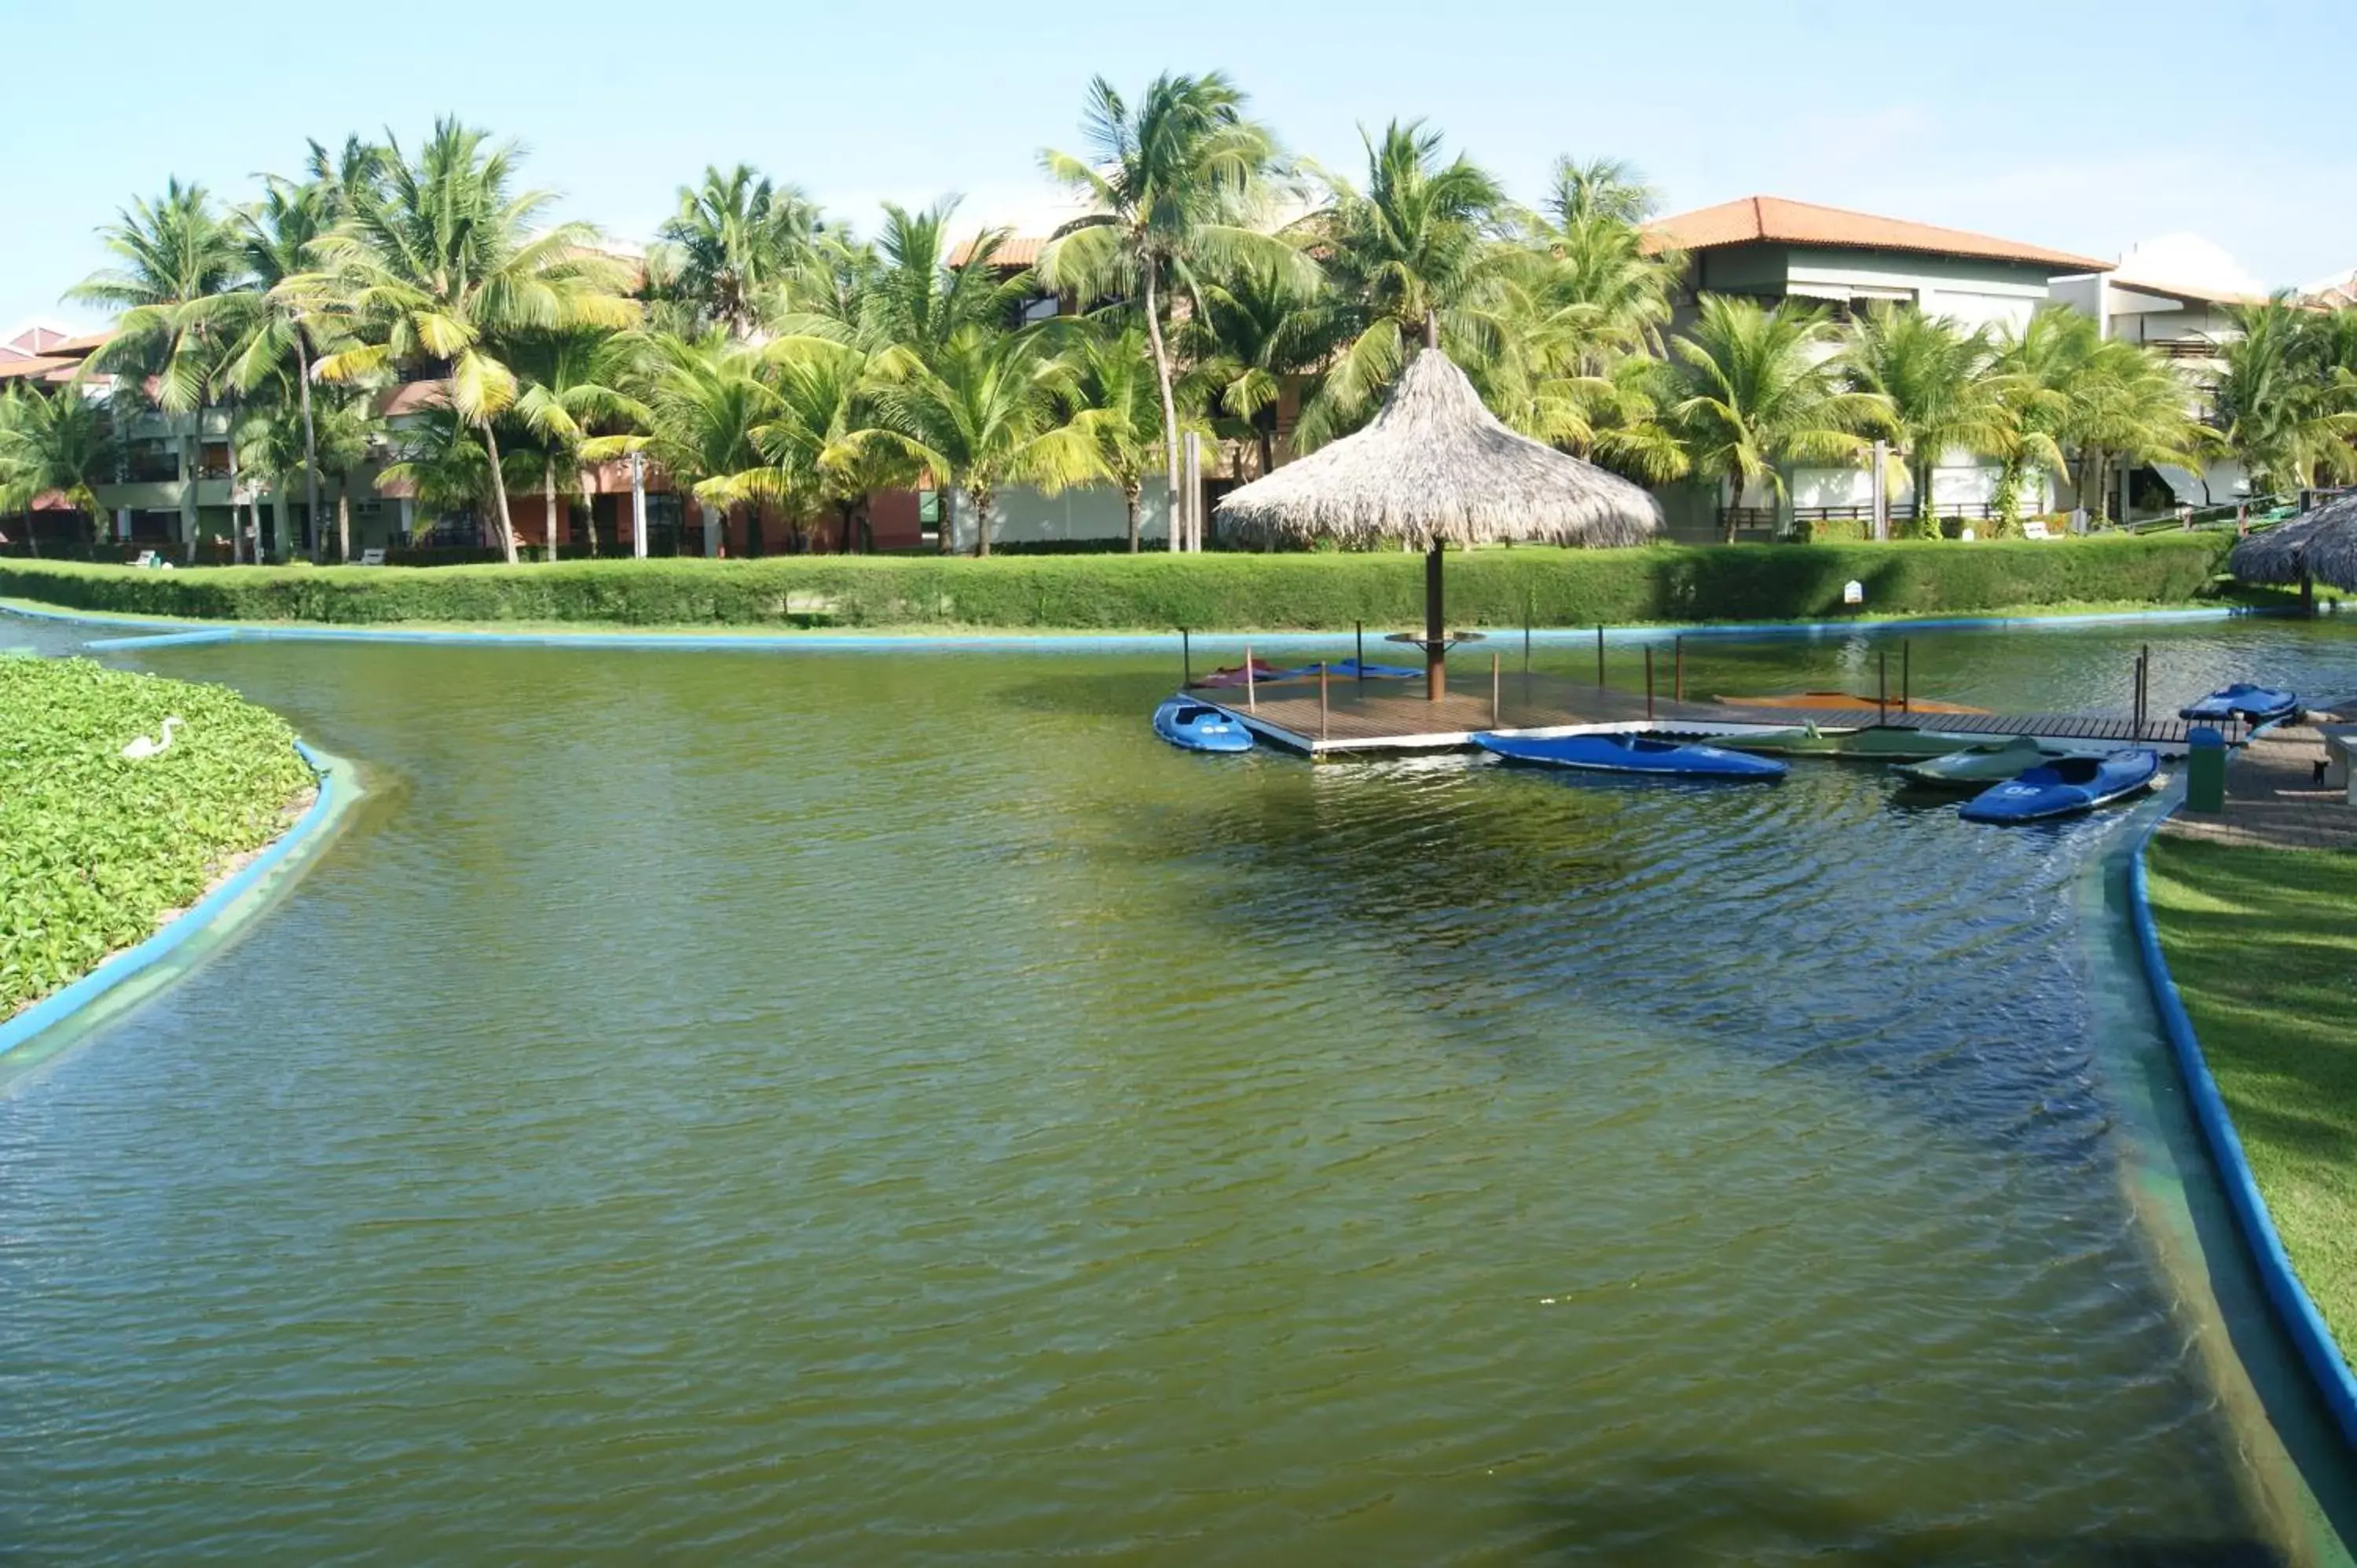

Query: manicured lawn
<box><xmin>2145</xmin><ymin>836</ymin><xmax>2357</xmax><ymax>1357</ymax></box>
<box><xmin>1</xmin><ymin>656</ymin><xmax>314</xmax><ymax>1018</ymax></box>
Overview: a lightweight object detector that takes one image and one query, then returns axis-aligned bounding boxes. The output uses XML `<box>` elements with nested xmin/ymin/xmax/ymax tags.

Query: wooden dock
<box><xmin>1191</xmin><ymin>670</ymin><xmax>2244</xmax><ymax>757</ymax></box>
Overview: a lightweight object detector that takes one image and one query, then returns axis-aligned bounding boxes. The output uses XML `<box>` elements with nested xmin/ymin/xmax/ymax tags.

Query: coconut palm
<box><xmin>2067</xmin><ymin>336</ymin><xmax>2213</xmax><ymax>522</ymax></box>
<box><xmin>654</xmin><ymin>165</ymin><xmax>823</xmax><ymax>339</ymax></box>
<box><xmin>1187</xmin><ymin>258</ymin><xmax>1333</xmax><ymax>480</ymax></box>
<box><xmin>1661</xmin><ymin>295</ymin><xmax>1887</xmax><ymax>543</ymax></box>
<box><xmin>1060</xmin><ymin>319</ymin><xmax>1172</xmax><ymax>551</ymax></box>
<box><xmin>752</xmin><ymin>339</ymin><xmax>907</xmax><ymax>552</ymax></box>
<box><xmin>862</xmin><ymin>199</ymin><xmax>1029</xmax><ymax>372</ymax></box>
<box><xmin>604</xmin><ymin>333</ymin><xmax>785</xmax><ymax>556</ymax></box>
<box><xmin>0</xmin><ymin>384</ymin><xmax>119</xmax><ymax>555</ymax></box>
<box><xmin>1291</xmin><ymin>120</ymin><xmax>1513</xmax><ymax>449</ymax></box>
<box><xmin>67</xmin><ymin>179</ymin><xmax>244</xmax><ymax>558</ymax></box>
<box><xmin>301</xmin><ymin>118</ymin><xmax>636</xmax><ymax>563</ymax></box>
<box><xmin>1840</xmin><ymin>306</ymin><xmax>2012</xmax><ymax>535</ymax></box>
<box><xmin>1039</xmin><ymin>71</ymin><xmax>1307</xmax><ymax>548</ymax></box>
<box><xmin>1522</xmin><ymin>158</ymin><xmax>1678</xmax><ymax>373</ymax></box>
<box><xmin>863</xmin><ymin>324</ymin><xmax>1104</xmax><ymax>557</ymax></box>
<box><xmin>512</xmin><ymin>331</ymin><xmax>644</xmax><ymax>559</ymax></box>
<box><xmin>2213</xmin><ymin>295</ymin><xmax>2357</xmax><ymax>494</ymax></box>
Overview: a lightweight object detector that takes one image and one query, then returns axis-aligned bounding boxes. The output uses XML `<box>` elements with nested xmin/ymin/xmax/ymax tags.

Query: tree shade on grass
<box><xmin>2143</xmin><ymin>836</ymin><xmax>2357</xmax><ymax>1361</ymax></box>
<box><xmin>0</xmin><ymin>657</ymin><xmax>314</xmax><ymax>1019</ymax></box>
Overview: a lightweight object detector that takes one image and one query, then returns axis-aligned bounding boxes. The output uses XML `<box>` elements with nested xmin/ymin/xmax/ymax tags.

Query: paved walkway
<box><xmin>2162</xmin><ymin>702</ymin><xmax>2357</xmax><ymax>852</ymax></box>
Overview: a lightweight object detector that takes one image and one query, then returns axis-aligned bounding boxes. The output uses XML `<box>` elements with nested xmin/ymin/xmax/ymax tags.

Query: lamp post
<box><xmin>629</xmin><ymin>449</ymin><xmax>648</xmax><ymax>560</ymax></box>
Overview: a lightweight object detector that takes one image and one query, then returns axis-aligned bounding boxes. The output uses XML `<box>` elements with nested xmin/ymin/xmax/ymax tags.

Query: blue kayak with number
<box><xmin>1153</xmin><ymin>698</ymin><xmax>1254</xmax><ymax>753</ymax></box>
<box><xmin>2178</xmin><ymin>683</ymin><xmax>2298</xmax><ymax>725</ymax></box>
<box><xmin>1958</xmin><ymin>748</ymin><xmax>2161</xmax><ymax>823</ymax></box>
<box><xmin>1473</xmin><ymin>731</ymin><xmax>1788</xmax><ymax>780</ymax></box>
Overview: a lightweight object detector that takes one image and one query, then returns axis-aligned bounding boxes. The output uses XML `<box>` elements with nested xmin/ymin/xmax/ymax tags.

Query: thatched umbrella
<box><xmin>2227</xmin><ymin>491</ymin><xmax>2357</xmax><ymax>608</ymax></box>
<box><xmin>1216</xmin><ymin>347</ymin><xmax>1662</xmax><ymax>699</ymax></box>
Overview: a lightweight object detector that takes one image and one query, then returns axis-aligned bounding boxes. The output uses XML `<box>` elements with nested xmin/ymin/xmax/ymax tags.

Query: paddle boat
<box><xmin>2179</xmin><ymin>683</ymin><xmax>2299</xmax><ymax>726</ymax></box>
<box><xmin>1153</xmin><ymin>698</ymin><xmax>1254</xmax><ymax>753</ymax></box>
<box><xmin>1714</xmin><ymin>691</ymin><xmax>1988</xmax><ymax>716</ymax></box>
<box><xmin>1714</xmin><ymin>724</ymin><xmax>1983</xmax><ymax>763</ymax></box>
<box><xmin>1472</xmin><ymin>731</ymin><xmax>1787</xmax><ymax>780</ymax></box>
<box><xmin>1892</xmin><ymin>735</ymin><xmax>2069</xmax><ymax>790</ymax></box>
<box><xmin>1957</xmin><ymin>749</ymin><xmax>2161</xmax><ymax>824</ymax></box>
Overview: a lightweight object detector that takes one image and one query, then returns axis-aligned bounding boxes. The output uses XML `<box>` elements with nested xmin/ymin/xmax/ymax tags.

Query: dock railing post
<box><xmin>2141</xmin><ymin>643</ymin><xmax>2151</xmax><ymax>738</ymax></box>
<box><xmin>1491</xmin><ymin>652</ymin><xmax>1501</xmax><ymax>727</ymax></box>
<box><xmin>1523</xmin><ymin>616</ymin><xmax>1531</xmax><ymax>675</ymax></box>
<box><xmin>1901</xmin><ymin>640</ymin><xmax>1911</xmax><ymax>713</ymax></box>
<box><xmin>1596</xmin><ymin>625</ymin><xmax>1605</xmax><ymax>688</ymax></box>
<box><xmin>1644</xmin><ymin>645</ymin><xmax>1655</xmax><ymax>721</ymax></box>
<box><xmin>1355</xmin><ymin>621</ymin><xmax>1365</xmax><ymax>686</ymax></box>
<box><xmin>1878</xmin><ymin>650</ymin><xmax>1888</xmax><ymax>724</ymax></box>
<box><xmin>1245</xmin><ymin>643</ymin><xmax>1256</xmax><ymax>713</ymax></box>
<box><xmin>1319</xmin><ymin>661</ymin><xmax>1329</xmax><ymax>741</ymax></box>
<box><xmin>1674</xmin><ymin>636</ymin><xmax>1684</xmax><ymax>704</ymax></box>
<box><xmin>1181</xmin><ymin>627</ymin><xmax>1191</xmax><ymax>688</ymax></box>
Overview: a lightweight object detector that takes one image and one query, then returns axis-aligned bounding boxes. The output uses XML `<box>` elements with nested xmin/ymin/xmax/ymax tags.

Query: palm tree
<box><xmin>1187</xmin><ymin>258</ymin><xmax>1332</xmax><ymax>480</ymax></box>
<box><xmin>861</xmin><ymin>199</ymin><xmax>1028</xmax><ymax>372</ymax></box>
<box><xmin>1841</xmin><ymin>305</ymin><xmax>2012</xmax><ymax>535</ymax></box>
<box><xmin>2213</xmin><ymin>295</ymin><xmax>2357</xmax><ymax>495</ymax></box>
<box><xmin>1039</xmin><ymin>71</ymin><xmax>1307</xmax><ymax>549</ymax></box>
<box><xmin>753</xmin><ymin>338</ymin><xmax>907</xmax><ymax>552</ymax></box>
<box><xmin>654</xmin><ymin>165</ymin><xmax>823</xmax><ymax>338</ymax></box>
<box><xmin>512</xmin><ymin>331</ymin><xmax>643</xmax><ymax>559</ymax></box>
<box><xmin>1061</xmin><ymin>319</ymin><xmax>1169</xmax><ymax>550</ymax></box>
<box><xmin>1291</xmin><ymin>120</ymin><xmax>1512</xmax><ymax>448</ymax></box>
<box><xmin>67</xmin><ymin>179</ymin><xmax>244</xmax><ymax>559</ymax></box>
<box><xmin>302</xmin><ymin>118</ymin><xmax>636</xmax><ymax>564</ymax></box>
<box><xmin>0</xmin><ymin>385</ymin><xmax>119</xmax><ymax>556</ymax></box>
<box><xmin>864</xmin><ymin>324</ymin><xmax>1103</xmax><ymax>557</ymax></box>
<box><xmin>1523</xmin><ymin>157</ymin><xmax>1677</xmax><ymax>372</ymax></box>
<box><xmin>1661</xmin><ymin>295</ymin><xmax>1887</xmax><ymax>543</ymax></box>
<box><xmin>607</xmin><ymin>333</ymin><xmax>785</xmax><ymax>555</ymax></box>
<box><xmin>2068</xmin><ymin>336</ymin><xmax>2212</xmax><ymax>523</ymax></box>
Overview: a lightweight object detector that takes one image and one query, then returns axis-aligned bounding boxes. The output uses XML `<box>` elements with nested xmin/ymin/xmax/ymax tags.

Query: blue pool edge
<box><xmin>2128</xmin><ymin>808</ymin><xmax>2357</xmax><ymax>1449</ymax></box>
<box><xmin>0</xmin><ymin>740</ymin><xmax>347</xmax><ymax>1063</ymax></box>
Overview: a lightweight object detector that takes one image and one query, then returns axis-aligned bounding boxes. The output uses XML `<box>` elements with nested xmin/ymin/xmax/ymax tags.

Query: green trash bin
<box><xmin>2187</xmin><ymin>726</ymin><xmax>2227</xmax><ymax>813</ymax></box>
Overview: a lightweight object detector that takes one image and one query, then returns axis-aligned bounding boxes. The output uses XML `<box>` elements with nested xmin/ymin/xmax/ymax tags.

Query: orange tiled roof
<box><xmin>1644</xmin><ymin>196</ymin><xmax>2111</xmax><ymax>275</ymax></box>
<box><xmin>379</xmin><ymin>379</ymin><xmax>449</xmax><ymax>416</ymax></box>
<box><xmin>43</xmin><ymin>329</ymin><xmax>115</xmax><ymax>357</ymax></box>
<box><xmin>948</xmin><ymin>234</ymin><xmax>1047</xmax><ymax>269</ymax></box>
<box><xmin>0</xmin><ymin>354</ymin><xmax>72</xmax><ymax>382</ymax></box>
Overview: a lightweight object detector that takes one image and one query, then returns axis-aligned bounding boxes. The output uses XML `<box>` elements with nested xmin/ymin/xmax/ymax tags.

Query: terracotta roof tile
<box><xmin>43</xmin><ymin>329</ymin><xmax>115</xmax><ymax>357</ymax></box>
<box><xmin>1644</xmin><ymin>196</ymin><xmax>2111</xmax><ymax>275</ymax></box>
<box><xmin>0</xmin><ymin>355</ymin><xmax>72</xmax><ymax>382</ymax></box>
<box><xmin>948</xmin><ymin>234</ymin><xmax>1046</xmax><ymax>269</ymax></box>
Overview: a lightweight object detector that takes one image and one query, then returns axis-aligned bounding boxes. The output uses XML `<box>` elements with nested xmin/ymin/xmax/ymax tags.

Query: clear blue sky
<box><xmin>7</xmin><ymin>0</ymin><xmax>2353</xmax><ymax>331</ymax></box>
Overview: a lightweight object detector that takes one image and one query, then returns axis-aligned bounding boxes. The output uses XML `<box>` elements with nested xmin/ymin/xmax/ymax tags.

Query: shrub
<box><xmin>0</xmin><ymin>535</ymin><xmax>2235</xmax><ymax>632</ymax></box>
<box><xmin>1</xmin><ymin>656</ymin><xmax>315</xmax><ymax>1017</ymax></box>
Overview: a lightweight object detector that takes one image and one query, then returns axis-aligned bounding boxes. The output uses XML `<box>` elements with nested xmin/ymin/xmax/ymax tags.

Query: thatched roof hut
<box><xmin>1215</xmin><ymin>348</ymin><xmax>1662</xmax><ymax>698</ymax></box>
<box><xmin>2228</xmin><ymin>491</ymin><xmax>2357</xmax><ymax>593</ymax></box>
<box><xmin>1217</xmin><ymin>349</ymin><xmax>1663</xmax><ymax>551</ymax></box>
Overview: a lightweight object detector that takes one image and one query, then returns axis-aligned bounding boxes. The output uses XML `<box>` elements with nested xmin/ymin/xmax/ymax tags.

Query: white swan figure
<box><xmin>121</xmin><ymin>716</ymin><xmax>184</xmax><ymax>761</ymax></box>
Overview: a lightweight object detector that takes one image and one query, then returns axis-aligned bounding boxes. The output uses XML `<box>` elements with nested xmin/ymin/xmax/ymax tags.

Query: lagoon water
<box><xmin>6</xmin><ymin>612</ymin><xmax>2357</xmax><ymax>1563</ymax></box>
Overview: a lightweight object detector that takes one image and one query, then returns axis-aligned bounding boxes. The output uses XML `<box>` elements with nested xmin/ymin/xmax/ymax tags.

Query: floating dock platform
<box><xmin>1190</xmin><ymin>672</ymin><xmax>2242</xmax><ymax>758</ymax></box>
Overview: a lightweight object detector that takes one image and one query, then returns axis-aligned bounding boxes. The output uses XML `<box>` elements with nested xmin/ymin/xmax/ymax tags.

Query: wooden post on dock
<box><xmin>1901</xmin><ymin>640</ymin><xmax>1911</xmax><ymax>713</ymax></box>
<box><xmin>1491</xmin><ymin>652</ymin><xmax>1501</xmax><ymax>727</ymax></box>
<box><xmin>1878</xmin><ymin>650</ymin><xmax>1888</xmax><ymax>724</ymax></box>
<box><xmin>1596</xmin><ymin>625</ymin><xmax>1605</xmax><ymax>687</ymax></box>
<box><xmin>2141</xmin><ymin>643</ymin><xmax>2151</xmax><ymax>738</ymax></box>
<box><xmin>1523</xmin><ymin>617</ymin><xmax>1531</xmax><ymax>674</ymax></box>
<box><xmin>1355</xmin><ymin>621</ymin><xmax>1365</xmax><ymax>685</ymax></box>
<box><xmin>1180</xmin><ymin>627</ymin><xmax>1192</xmax><ymax>688</ymax></box>
<box><xmin>1245</xmin><ymin>643</ymin><xmax>1256</xmax><ymax>713</ymax></box>
<box><xmin>1644</xmin><ymin>645</ymin><xmax>1655</xmax><ymax>721</ymax></box>
<box><xmin>1674</xmin><ymin>636</ymin><xmax>1684</xmax><ymax>703</ymax></box>
<box><xmin>1319</xmin><ymin>661</ymin><xmax>1329</xmax><ymax>740</ymax></box>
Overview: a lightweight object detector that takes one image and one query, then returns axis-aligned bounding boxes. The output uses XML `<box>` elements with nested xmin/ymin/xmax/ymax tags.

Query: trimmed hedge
<box><xmin>0</xmin><ymin>535</ymin><xmax>2234</xmax><ymax>631</ymax></box>
<box><xmin>2</xmin><ymin>656</ymin><xmax>315</xmax><ymax>1017</ymax></box>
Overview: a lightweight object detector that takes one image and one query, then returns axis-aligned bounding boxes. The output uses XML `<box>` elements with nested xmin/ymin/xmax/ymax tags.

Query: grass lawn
<box><xmin>2144</xmin><ymin>836</ymin><xmax>2357</xmax><ymax>1358</ymax></box>
<box><xmin>1</xmin><ymin>656</ymin><xmax>315</xmax><ymax>1019</ymax></box>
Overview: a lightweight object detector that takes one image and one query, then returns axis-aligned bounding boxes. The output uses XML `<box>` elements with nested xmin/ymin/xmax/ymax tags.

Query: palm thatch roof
<box><xmin>2227</xmin><ymin>491</ymin><xmax>2357</xmax><ymax>590</ymax></box>
<box><xmin>1215</xmin><ymin>349</ymin><xmax>1662</xmax><ymax>549</ymax></box>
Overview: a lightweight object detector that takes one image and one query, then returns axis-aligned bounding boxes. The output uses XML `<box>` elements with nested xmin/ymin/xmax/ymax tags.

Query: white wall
<box><xmin>946</xmin><ymin>478</ymin><xmax>1175</xmax><ymax>551</ymax></box>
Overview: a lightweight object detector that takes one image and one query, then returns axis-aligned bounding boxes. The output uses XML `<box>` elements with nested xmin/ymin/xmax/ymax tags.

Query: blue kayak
<box><xmin>1473</xmin><ymin>731</ymin><xmax>1788</xmax><ymax>779</ymax></box>
<box><xmin>1959</xmin><ymin>748</ymin><xmax>2161</xmax><ymax>823</ymax></box>
<box><xmin>1153</xmin><ymin>698</ymin><xmax>1253</xmax><ymax>753</ymax></box>
<box><xmin>1326</xmin><ymin>658</ymin><xmax>1424</xmax><ymax>680</ymax></box>
<box><xmin>2179</xmin><ymin>683</ymin><xmax>2298</xmax><ymax>725</ymax></box>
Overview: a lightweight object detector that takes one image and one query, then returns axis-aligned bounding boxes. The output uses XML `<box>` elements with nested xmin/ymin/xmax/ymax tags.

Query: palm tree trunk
<box><xmin>1142</xmin><ymin>261</ymin><xmax>1183</xmax><ymax>555</ymax></box>
<box><xmin>543</xmin><ymin>456</ymin><xmax>558</xmax><ymax>564</ymax></box>
<box><xmin>936</xmin><ymin>480</ymin><xmax>955</xmax><ymax>556</ymax></box>
<box><xmin>1125</xmin><ymin>481</ymin><xmax>1141</xmax><ymax>554</ymax></box>
<box><xmin>578</xmin><ymin>468</ymin><xmax>599</xmax><ymax>558</ymax></box>
<box><xmin>298</xmin><ymin>334</ymin><xmax>321</xmax><ymax>564</ymax></box>
<box><xmin>970</xmin><ymin>484</ymin><xmax>993</xmax><ymax>558</ymax></box>
<box><xmin>1721</xmin><ymin>468</ymin><xmax>1740</xmax><ymax>546</ymax></box>
<box><xmin>744</xmin><ymin>500</ymin><xmax>764</xmax><ymax>559</ymax></box>
<box><xmin>479</xmin><ymin>419</ymin><xmax>519</xmax><ymax>564</ymax></box>
<box><xmin>178</xmin><ymin>420</ymin><xmax>199</xmax><ymax>563</ymax></box>
<box><xmin>1257</xmin><ymin>423</ymin><xmax>1275</xmax><ymax>480</ymax></box>
<box><xmin>222</xmin><ymin>405</ymin><xmax>244</xmax><ymax>565</ymax></box>
<box><xmin>335</xmin><ymin>477</ymin><xmax>351</xmax><ymax>564</ymax></box>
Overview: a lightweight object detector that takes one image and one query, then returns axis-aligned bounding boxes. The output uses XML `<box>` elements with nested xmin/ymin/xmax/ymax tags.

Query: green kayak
<box><xmin>1712</xmin><ymin>724</ymin><xmax>1992</xmax><ymax>763</ymax></box>
<box><xmin>1892</xmin><ymin>735</ymin><xmax>2078</xmax><ymax>789</ymax></box>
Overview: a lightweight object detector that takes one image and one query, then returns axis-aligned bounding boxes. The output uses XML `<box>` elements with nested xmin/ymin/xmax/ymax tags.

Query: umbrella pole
<box><xmin>1424</xmin><ymin>543</ymin><xmax>1446</xmax><ymax>702</ymax></box>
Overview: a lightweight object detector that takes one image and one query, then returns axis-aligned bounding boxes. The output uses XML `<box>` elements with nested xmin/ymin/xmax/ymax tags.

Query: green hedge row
<box><xmin>2</xmin><ymin>656</ymin><xmax>315</xmax><ymax>1017</ymax></box>
<box><xmin>0</xmin><ymin>535</ymin><xmax>2234</xmax><ymax>631</ymax></box>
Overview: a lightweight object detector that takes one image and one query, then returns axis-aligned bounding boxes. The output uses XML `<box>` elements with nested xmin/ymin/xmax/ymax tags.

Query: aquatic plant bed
<box><xmin>2143</xmin><ymin>835</ymin><xmax>2357</xmax><ymax>1360</ymax></box>
<box><xmin>0</xmin><ymin>656</ymin><xmax>314</xmax><ymax>1018</ymax></box>
<box><xmin>0</xmin><ymin>534</ymin><xmax>2231</xmax><ymax>630</ymax></box>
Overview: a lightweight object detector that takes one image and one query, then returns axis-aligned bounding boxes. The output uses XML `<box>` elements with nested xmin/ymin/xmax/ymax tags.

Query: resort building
<box><xmin>1640</xmin><ymin>196</ymin><xmax>2113</xmax><ymax>539</ymax></box>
